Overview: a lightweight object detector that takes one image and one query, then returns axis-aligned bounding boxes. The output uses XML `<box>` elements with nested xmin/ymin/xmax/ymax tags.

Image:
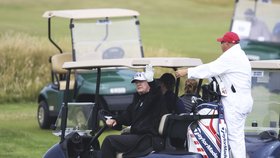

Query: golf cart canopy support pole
<box><xmin>69</xmin><ymin>18</ymin><xmax>76</xmax><ymax>61</ymax></box>
<box><xmin>60</xmin><ymin>70</ymin><xmax>72</xmax><ymax>142</ymax></box>
<box><xmin>92</xmin><ymin>68</ymin><xmax>101</xmax><ymax>132</ymax></box>
<box><xmin>172</xmin><ymin>67</ymin><xmax>180</xmax><ymax>99</ymax></box>
<box><xmin>48</xmin><ymin>18</ymin><xmax>63</xmax><ymax>54</ymax></box>
<box><xmin>135</xmin><ymin>17</ymin><xmax>144</xmax><ymax>58</ymax></box>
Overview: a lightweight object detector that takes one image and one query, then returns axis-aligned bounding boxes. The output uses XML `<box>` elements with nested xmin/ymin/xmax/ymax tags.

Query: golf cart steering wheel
<box><xmin>87</xmin><ymin>109</ymin><xmax>113</xmax><ymax>149</ymax></box>
<box><xmin>98</xmin><ymin>109</ymin><xmax>114</xmax><ymax>124</ymax></box>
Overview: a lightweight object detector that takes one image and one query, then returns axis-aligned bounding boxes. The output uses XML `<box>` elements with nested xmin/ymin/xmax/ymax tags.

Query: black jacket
<box><xmin>164</xmin><ymin>90</ymin><xmax>178</xmax><ymax>113</ymax></box>
<box><xmin>177</xmin><ymin>94</ymin><xmax>195</xmax><ymax>114</ymax></box>
<box><xmin>116</xmin><ymin>81</ymin><xmax>167</xmax><ymax>136</ymax></box>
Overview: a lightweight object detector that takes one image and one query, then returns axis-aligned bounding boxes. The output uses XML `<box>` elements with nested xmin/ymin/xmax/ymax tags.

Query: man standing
<box><xmin>175</xmin><ymin>32</ymin><xmax>253</xmax><ymax>158</ymax></box>
<box><xmin>101</xmin><ymin>65</ymin><xmax>167</xmax><ymax>158</ymax></box>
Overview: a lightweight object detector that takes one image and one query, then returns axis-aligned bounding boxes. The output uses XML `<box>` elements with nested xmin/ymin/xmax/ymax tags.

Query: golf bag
<box><xmin>187</xmin><ymin>102</ymin><xmax>230</xmax><ymax>158</ymax></box>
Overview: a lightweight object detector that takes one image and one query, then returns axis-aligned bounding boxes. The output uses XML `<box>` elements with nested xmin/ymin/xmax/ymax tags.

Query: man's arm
<box><xmin>175</xmin><ymin>69</ymin><xmax>188</xmax><ymax>78</ymax></box>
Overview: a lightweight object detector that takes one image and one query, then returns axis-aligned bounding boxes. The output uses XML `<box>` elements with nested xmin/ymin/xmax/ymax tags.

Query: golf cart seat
<box><xmin>116</xmin><ymin>113</ymin><xmax>202</xmax><ymax>158</ymax></box>
<box><xmin>145</xmin><ymin>113</ymin><xmax>202</xmax><ymax>158</ymax></box>
<box><xmin>51</xmin><ymin>53</ymin><xmax>75</xmax><ymax>90</ymax></box>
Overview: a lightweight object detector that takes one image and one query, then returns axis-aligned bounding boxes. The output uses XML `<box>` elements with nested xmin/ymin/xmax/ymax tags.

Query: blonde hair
<box><xmin>184</xmin><ymin>79</ymin><xmax>198</xmax><ymax>94</ymax></box>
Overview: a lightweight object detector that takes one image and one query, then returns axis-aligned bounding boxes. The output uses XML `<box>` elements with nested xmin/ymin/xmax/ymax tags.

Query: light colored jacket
<box><xmin>188</xmin><ymin>44</ymin><xmax>253</xmax><ymax>114</ymax></box>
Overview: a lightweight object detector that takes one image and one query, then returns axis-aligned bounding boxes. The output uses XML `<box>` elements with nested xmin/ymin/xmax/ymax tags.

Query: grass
<box><xmin>0</xmin><ymin>103</ymin><xmax>57</xmax><ymax>157</ymax></box>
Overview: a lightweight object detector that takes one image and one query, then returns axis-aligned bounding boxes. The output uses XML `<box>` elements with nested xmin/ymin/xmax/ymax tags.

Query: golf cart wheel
<box><xmin>37</xmin><ymin>100</ymin><xmax>52</xmax><ymax>129</ymax></box>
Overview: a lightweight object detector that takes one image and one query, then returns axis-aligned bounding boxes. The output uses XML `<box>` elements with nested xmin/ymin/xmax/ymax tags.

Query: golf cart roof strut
<box><xmin>60</xmin><ymin>70</ymin><xmax>72</xmax><ymax>142</ymax></box>
<box><xmin>48</xmin><ymin>18</ymin><xmax>63</xmax><ymax>54</ymax></box>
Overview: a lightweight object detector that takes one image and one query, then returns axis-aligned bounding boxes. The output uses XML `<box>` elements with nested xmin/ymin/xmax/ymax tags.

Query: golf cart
<box><xmin>230</xmin><ymin>0</ymin><xmax>280</xmax><ymax>60</ymax></box>
<box><xmin>37</xmin><ymin>8</ymin><xmax>144</xmax><ymax>129</ymax></box>
<box><xmin>245</xmin><ymin>60</ymin><xmax>280</xmax><ymax>158</ymax></box>
<box><xmin>43</xmin><ymin>57</ymin><xmax>223</xmax><ymax>158</ymax></box>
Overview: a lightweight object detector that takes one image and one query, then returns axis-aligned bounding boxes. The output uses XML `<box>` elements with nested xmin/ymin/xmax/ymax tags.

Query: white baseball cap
<box><xmin>131</xmin><ymin>72</ymin><xmax>147</xmax><ymax>83</ymax></box>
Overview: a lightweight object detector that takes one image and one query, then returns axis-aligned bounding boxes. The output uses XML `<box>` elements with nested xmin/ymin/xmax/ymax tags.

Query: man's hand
<box><xmin>106</xmin><ymin>119</ymin><xmax>117</xmax><ymax>128</ymax></box>
<box><xmin>175</xmin><ymin>69</ymin><xmax>188</xmax><ymax>78</ymax></box>
<box><xmin>144</xmin><ymin>64</ymin><xmax>154</xmax><ymax>82</ymax></box>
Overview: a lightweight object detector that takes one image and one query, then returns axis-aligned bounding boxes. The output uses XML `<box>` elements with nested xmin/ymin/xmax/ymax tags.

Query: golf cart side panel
<box><xmin>39</xmin><ymin>84</ymin><xmax>74</xmax><ymax>116</ymax></box>
<box><xmin>230</xmin><ymin>0</ymin><xmax>280</xmax><ymax>60</ymax></box>
<box><xmin>247</xmin><ymin>140</ymin><xmax>280</xmax><ymax>158</ymax></box>
<box><xmin>43</xmin><ymin>143</ymin><xmax>66</xmax><ymax>158</ymax></box>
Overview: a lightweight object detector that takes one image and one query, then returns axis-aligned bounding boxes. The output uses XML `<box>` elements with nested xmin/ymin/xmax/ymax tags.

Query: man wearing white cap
<box><xmin>101</xmin><ymin>65</ymin><xmax>167</xmax><ymax>158</ymax></box>
<box><xmin>175</xmin><ymin>32</ymin><xmax>253</xmax><ymax>158</ymax></box>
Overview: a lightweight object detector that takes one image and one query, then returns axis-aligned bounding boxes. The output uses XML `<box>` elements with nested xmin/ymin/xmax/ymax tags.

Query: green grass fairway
<box><xmin>0</xmin><ymin>103</ymin><xmax>56</xmax><ymax>157</ymax></box>
<box><xmin>0</xmin><ymin>103</ymin><xmax>120</xmax><ymax>158</ymax></box>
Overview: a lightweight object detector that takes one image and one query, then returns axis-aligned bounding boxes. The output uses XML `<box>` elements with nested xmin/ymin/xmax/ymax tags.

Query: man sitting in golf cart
<box><xmin>158</xmin><ymin>73</ymin><xmax>178</xmax><ymax>113</ymax></box>
<box><xmin>101</xmin><ymin>65</ymin><xmax>168</xmax><ymax>158</ymax></box>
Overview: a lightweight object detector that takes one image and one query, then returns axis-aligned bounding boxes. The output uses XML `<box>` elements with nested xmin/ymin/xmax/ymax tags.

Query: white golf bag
<box><xmin>187</xmin><ymin>102</ymin><xmax>230</xmax><ymax>158</ymax></box>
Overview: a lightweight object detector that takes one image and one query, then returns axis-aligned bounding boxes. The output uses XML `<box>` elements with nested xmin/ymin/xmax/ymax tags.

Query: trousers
<box><xmin>222</xmin><ymin>92</ymin><xmax>252</xmax><ymax>158</ymax></box>
<box><xmin>101</xmin><ymin>134</ymin><xmax>144</xmax><ymax>158</ymax></box>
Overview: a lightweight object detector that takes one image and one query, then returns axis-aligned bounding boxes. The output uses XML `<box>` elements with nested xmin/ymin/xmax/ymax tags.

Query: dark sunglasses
<box><xmin>221</xmin><ymin>41</ymin><xmax>239</xmax><ymax>44</ymax></box>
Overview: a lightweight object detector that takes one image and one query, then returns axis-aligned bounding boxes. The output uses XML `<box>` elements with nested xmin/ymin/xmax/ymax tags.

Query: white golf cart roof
<box><xmin>43</xmin><ymin>8</ymin><xmax>139</xmax><ymax>19</ymax></box>
<box><xmin>250</xmin><ymin>60</ymin><xmax>280</xmax><ymax>69</ymax></box>
<box><xmin>63</xmin><ymin>57</ymin><xmax>203</xmax><ymax>69</ymax></box>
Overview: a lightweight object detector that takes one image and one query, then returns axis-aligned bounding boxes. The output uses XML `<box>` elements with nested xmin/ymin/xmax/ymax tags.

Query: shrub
<box><xmin>0</xmin><ymin>31</ymin><xmax>56</xmax><ymax>103</ymax></box>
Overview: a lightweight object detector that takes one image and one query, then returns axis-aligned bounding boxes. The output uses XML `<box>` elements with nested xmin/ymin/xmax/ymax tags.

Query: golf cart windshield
<box><xmin>231</xmin><ymin>0</ymin><xmax>280</xmax><ymax>43</ymax></box>
<box><xmin>245</xmin><ymin>61</ymin><xmax>280</xmax><ymax>135</ymax></box>
<box><xmin>53</xmin><ymin>102</ymin><xmax>94</xmax><ymax>136</ymax></box>
<box><xmin>72</xmin><ymin>17</ymin><xmax>142</xmax><ymax>61</ymax></box>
